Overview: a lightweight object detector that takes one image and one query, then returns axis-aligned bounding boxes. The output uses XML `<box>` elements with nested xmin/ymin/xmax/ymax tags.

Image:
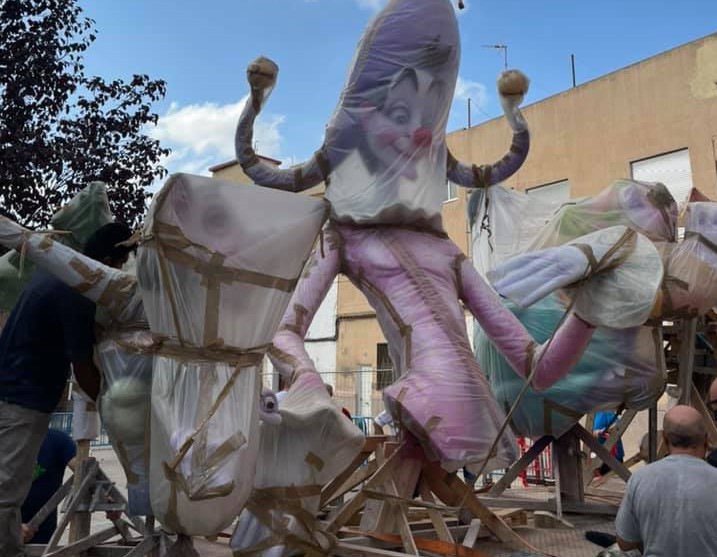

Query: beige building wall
<box><xmin>447</xmin><ymin>33</ymin><xmax>717</xmax><ymax>198</ymax></box>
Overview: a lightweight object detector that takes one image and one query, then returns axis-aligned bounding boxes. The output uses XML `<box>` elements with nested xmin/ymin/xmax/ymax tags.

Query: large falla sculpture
<box><xmin>234</xmin><ymin>0</ymin><xmax>659</xmax><ymax>477</ymax></box>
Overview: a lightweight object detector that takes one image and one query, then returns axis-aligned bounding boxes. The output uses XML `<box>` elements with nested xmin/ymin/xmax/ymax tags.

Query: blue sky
<box><xmin>77</xmin><ymin>0</ymin><xmax>717</xmax><ymax>181</ymax></box>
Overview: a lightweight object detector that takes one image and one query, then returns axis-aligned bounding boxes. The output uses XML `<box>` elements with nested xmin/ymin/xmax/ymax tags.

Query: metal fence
<box><xmin>49</xmin><ymin>412</ymin><xmax>112</xmax><ymax>447</ymax></box>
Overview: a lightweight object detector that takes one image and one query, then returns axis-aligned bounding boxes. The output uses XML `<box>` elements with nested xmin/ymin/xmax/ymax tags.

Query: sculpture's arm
<box><xmin>458</xmin><ymin>256</ymin><xmax>595</xmax><ymax>391</ymax></box>
<box><xmin>447</xmin><ymin>70</ymin><xmax>530</xmax><ymax>188</ymax></box>
<box><xmin>235</xmin><ymin>57</ymin><xmax>328</xmax><ymax>192</ymax></box>
<box><xmin>0</xmin><ymin>214</ymin><xmax>142</xmax><ymax>324</ymax></box>
<box><xmin>269</xmin><ymin>228</ymin><xmax>341</xmax><ymax>380</ymax></box>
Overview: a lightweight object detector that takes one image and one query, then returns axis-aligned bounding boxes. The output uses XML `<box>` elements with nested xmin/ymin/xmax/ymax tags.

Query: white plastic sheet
<box><xmin>138</xmin><ymin>173</ymin><xmax>328</xmax><ymax>535</ymax></box>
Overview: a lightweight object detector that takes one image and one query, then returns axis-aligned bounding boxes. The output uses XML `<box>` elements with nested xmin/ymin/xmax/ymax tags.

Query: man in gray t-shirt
<box><xmin>616</xmin><ymin>405</ymin><xmax>717</xmax><ymax>556</ymax></box>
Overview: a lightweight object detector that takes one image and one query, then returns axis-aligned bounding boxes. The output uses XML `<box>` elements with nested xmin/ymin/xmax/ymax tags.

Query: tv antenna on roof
<box><xmin>482</xmin><ymin>44</ymin><xmax>508</xmax><ymax>70</ymax></box>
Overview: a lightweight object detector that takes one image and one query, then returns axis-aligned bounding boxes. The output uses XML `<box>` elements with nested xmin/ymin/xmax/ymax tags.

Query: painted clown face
<box><xmin>359</xmin><ymin>68</ymin><xmax>445</xmax><ymax>181</ymax></box>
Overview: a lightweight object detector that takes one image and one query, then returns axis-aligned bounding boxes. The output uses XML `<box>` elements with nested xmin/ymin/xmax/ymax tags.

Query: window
<box><xmin>444</xmin><ymin>180</ymin><xmax>458</xmax><ymax>202</ymax></box>
<box><xmin>376</xmin><ymin>343</ymin><xmax>394</xmax><ymax>390</ymax></box>
<box><xmin>631</xmin><ymin>148</ymin><xmax>693</xmax><ymax>206</ymax></box>
<box><xmin>526</xmin><ymin>179</ymin><xmax>570</xmax><ymax>204</ymax></box>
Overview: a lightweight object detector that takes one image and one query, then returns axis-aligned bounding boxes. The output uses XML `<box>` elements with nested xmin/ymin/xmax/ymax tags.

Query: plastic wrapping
<box><xmin>468</xmin><ymin>186</ymin><xmax>561</xmax><ymax>277</ymax></box>
<box><xmin>488</xmin><ymin>226</ymin><xmax>663</xmax><ymax>328</ymax></box>
<box><xmin>654</xmin><ymin>202</ymin><xmax>717</xmax><ymax>318</ymax></box>
<box><xmin>235</xmin><ymin>0</ymin><xmax>530</xmax><ymax>232</ymax></box>
<box><xmin>0</xmin><ymin>181</ymin><xmax>113</xmax><ymax>311</ymax></box>
<box><xmin>231</xmin><ymin>372</ymin><xmax>365</xmax><ymax>557</ymax></box>
<box><xmin>469</xmin><ymin>182</ymin><xmax>670</xmax><ymax>438</ymax></box>
<box><xmin>474</xmin><ymin>295</ymin><xmax>665</xmax><ymax>438</ymax></box>
<box><xmin>137</xmin><ymin>173</ymin><xmax>328</xmax><ymax>535</ymax></box>
<box><xmin>70</xmin><ymin>385</ymin><xmax>101</xmax><ymax>441</ymax></box>
<box><xmin>527</xmin><ymin>179</ymin><xmax>677</xmax><ymax>249</ymax></box>
<box><xmin>96</xmin><ymin>331</ymin><xmax>154</xmax><ymax>516</ymax></box>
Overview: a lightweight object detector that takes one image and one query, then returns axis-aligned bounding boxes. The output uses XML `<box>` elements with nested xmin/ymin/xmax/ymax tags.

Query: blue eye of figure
<box><xmin>388</xmin><ymin>105</ymin><xmax>410</xmax><ymax>125</ymax></box>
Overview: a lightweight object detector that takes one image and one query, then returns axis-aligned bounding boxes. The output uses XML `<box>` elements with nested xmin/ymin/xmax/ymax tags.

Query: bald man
<box><xmin>615</xmin><ymin>405</ymin><xmax>717</xmax><ymax>556</ymax></box>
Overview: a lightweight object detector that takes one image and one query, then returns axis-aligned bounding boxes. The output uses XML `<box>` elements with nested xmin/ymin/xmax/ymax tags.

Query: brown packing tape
<box><xmin>114</xmin><ymin>336</ymin><xmax>268</xmax><ymax>366</ymax></box>
<box><xmin>524</xmin><ymin>341</ymin><xmax>537</xmax><ymax>381</ymax></box>
<box><xmin>472</xmin><ymin>164</ymin><xmax>491</xmax><ymax>188</ymax></box>
<box><xmin>305</xmin><ymin>451</ymin><xmax>325</xmax><ymax>472</ymax></box>
<box><xmin>69</xmin><ymin>257</ymin><xmax>107</xmax><ymax>294</ymax></box>
<box><xmin>314</xmin><ymin>148</ymin><xmax>331</xmax><ymax>187</ymax></box>
<box><xmin>453</xmin><ymin>253</ymin><xmax>466</xmax><ymax>297</ymax></box>
<box><xmin>235</xmin><ymin>485</ymin><xmax>335</xmax><ymax>557</ymax></box>
<box><xmin>149</xmin><ymin>237</ymin><xmax>299</xmax><ymax>293</ymax></box>
<box><xmin>424</xmin><ymin>416</ymin><xmax>442</xmax><ymax>434</ymax></box>
<box><xmin>355</xmin><ymin>269</ymin><xmax>413</xmax><ymax>369</ymax></box>
<box><xmin>201</xmin><ymin>251</ymin><xmax>225</xmax><ymax>346</ymax></box>
<box><xmin>97</xmin><ymin>274</ymin><xmax>137</xmax><ymax>312</ymax></box>
<box><xmin>37</xmin><ymin>235</ymin><xmax>54</xmax><ymax>251</ymax></box>
<box><xmin>686</xmin><ymin>231</ymin><xmax>717</xmax><ymax>255</ymax></box>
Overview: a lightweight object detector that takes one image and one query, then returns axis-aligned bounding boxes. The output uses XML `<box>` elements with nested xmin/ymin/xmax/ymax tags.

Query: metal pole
<box><xmin>571</xmin><ymin>54</ymin><xmax>576</xmax><ymax>88</ymax></box>
<box><xmin>467</xmin><ymin>98</ymin><xmax>472</xmax><ymax>128</ymax></box>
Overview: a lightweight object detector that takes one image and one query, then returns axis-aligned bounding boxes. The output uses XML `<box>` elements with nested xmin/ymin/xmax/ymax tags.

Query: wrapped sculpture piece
<box><xmin>0</xmin><ymin>173</ymin><xmax>327</xmax><ymax>535</ymax></box>
<box><xmin>653</xmin><ymin>202</ymin><xmax>717</xmax><ymax>318</ymax></box>
<box><xmin>234</xmin><ymin>0</ymin><xmax>661</xmax><ymax>480</ymax></box>
<box><xmin>471</xmin><ymin>182</ymin><xmax>717</xmax><ymax>438</ymax></box>
<box><xmin>137</xmin><ymin>174</ymin><xmax>328</xmax><ymax>535</ymax></box>
<box><xmin>232</xmin><ymin>371</ymin><xmax>364</xmax><ymax>556</ymax></box>
<box><xmin>0</xmin><ymin>182</ymin><xmax>113</xmax><ymax>314</ymax></box>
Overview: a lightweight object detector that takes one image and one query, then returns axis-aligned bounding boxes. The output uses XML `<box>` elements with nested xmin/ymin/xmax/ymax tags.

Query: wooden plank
<box><xmin>604</xmin><ymin>409</ymin><xmax>637</xmax><ymax>452</ymax></box>
<box><xmin>678</xmin><ymin>318</ymin><xmax>698</xmax><ymax>404</ymax></box>
<box><xmin>27</xmin><ymin>475</ymin><xmax>74</xmax><ymax>531</ymax></box>
<box><xmin>328</xmin><ymin>443</ymin><xmax>405</xmax><ymax>533</ymax></box>
<box><xmin>321</xmin><ymin>435</ymin><xmax>389</xmax><ymax>507</ymax></box>
<box><xmin>321</xmin><ymin>454</ymin><xmax>377</xmax><ymax>507</ymax></box>
<box><xmin>44</xmin><ymin>526</ymin><xmax>118</xmax><ymax>557</ymax></box>
<box><xmin>68</xmin><ymin>443</ymin><xmax>92</xmax><ymax>556</ymax></box>
<box><xmin>421</xmin><ymin>460</ymin><xmax>522</xmax><ymax>547</ymax></box>
<box><xmin>462</xmin><ymin>519</ymin><xmax>482</xmax><ymax>548</ymax></box>
<box><xmin>489</xmin><ymin>435</ymin><xmax>552</xmax><ymax>496</ymax></box>
<box><xmin>573</xmin><ymin>424</ymin><xmax>631</xmax><ymax>482</ymax></box>
<box><xmin>477</xmin><ymin>496</ymin><xmax>619</xmax><ymax>515</ymax></box>
<box><xmin>554</xmin><ymin>429</ymin><xmax>584</xmax><ymax>504</ymax></box>
<box><xmin>418</xmin><ymin>479</ymin><xmax>453</xmax><ymax>543</ymax></box>
<box><xmin>336</xmin><ymin>541</ymin><xmax>419</xmax><ymax>557</ymax></box>
<box><xmin>44</xmin><ymin>459</ymin><xmax>99</xmax><ymax>555</ymax></box>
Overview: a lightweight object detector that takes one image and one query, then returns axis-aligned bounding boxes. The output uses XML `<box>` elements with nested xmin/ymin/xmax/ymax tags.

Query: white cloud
<box><xmin>354</xmin><ymin>0</ymin><xmax>387</xmax><ymax>11</ymax></box>
<box><xmin>448</xmin><ymin>76</ymin><xmax>490</xmax><ymax>128</ymax></box>
<box><xmin>149</xmin><ymin>97</ymin><xmax>285</xmax><ymax>177</ymax></box>
<box><xmin>454</xmin><ymin>75</ymin><xmax>488</xmax><ymax>108</ymax></box>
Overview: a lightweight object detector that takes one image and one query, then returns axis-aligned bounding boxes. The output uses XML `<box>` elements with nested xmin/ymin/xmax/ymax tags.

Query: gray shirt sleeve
<box><xmin>615</xmin><ymin>476</ymin><xmax>641</xmax><ymax>543</ymax></box>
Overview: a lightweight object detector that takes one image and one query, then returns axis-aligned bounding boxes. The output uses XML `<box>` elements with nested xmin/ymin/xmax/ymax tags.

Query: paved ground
<box><xmin>51</xmin><ymin>446</ymin><xmax>621</xmax><ymax>556</ymax></box>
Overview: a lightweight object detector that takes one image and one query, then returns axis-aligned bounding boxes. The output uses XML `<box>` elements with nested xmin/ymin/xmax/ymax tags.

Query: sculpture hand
<box><xmin>488</xmin><ymin>245</ymin><xmax>588</xmax><ymax>307</ymax></box>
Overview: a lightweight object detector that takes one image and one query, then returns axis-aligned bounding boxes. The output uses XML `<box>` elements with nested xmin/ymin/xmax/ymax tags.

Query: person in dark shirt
<box><xmin>20</xmin><ymin>429</ymin><xmax>76</xmax><ymax>544</ymax></box>
<box><xmin>0</xmin><ymin>222</ymin><xmax>133</xmax><ymax>557</ymax></box>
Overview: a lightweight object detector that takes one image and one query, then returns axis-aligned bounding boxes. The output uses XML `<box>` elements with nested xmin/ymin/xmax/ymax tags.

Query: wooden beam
<box><xmin>44</xmin><ymin>526</ymin><xmax>118</xmax><ymax>557</ymax></box>
<box><xmin>476</xmin><ymin>496</ymin><xmax>619</xmax><ymax>515</ymax></box>
<box><xmin>489</xmin><ymin>436</ymin><xmax>552</xmax><ymax>496</ymax></box>
<box><xmin>27</xmin><ymin>475</ymin><xmax>74</xmax><ymax>531</ymax></box>
<box><xmin>44</xmin><ymin>459</ymin><xmax>99</xmax><ymax>555</ymax></box>
<box><xmin>572</xmin><ymin>425</ymin><xmax>631</xmax><ymax>482</ymax></box>
<box><xmin>678</xmin><ymin>318</ymin><xmax>698</xmax><ymax>404</ymax></box>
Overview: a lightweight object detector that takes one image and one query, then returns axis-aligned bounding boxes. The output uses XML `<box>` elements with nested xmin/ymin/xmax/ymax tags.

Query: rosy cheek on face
<box><xmin>413</xmin><ymin>127</ymin><xmax>432</xmax><ymax>148</ymax></box>
<box><xmin>376</xmin><ymin>127</ymin><xmax>401</xmax><ymax>147</ymax></box>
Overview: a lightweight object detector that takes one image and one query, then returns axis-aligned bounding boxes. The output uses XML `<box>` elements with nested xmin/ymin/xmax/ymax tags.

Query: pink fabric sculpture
<box><xmin>234</xmin><ymin>0</ymin><xmax>654</xmax><ymax>473</ymax></box>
